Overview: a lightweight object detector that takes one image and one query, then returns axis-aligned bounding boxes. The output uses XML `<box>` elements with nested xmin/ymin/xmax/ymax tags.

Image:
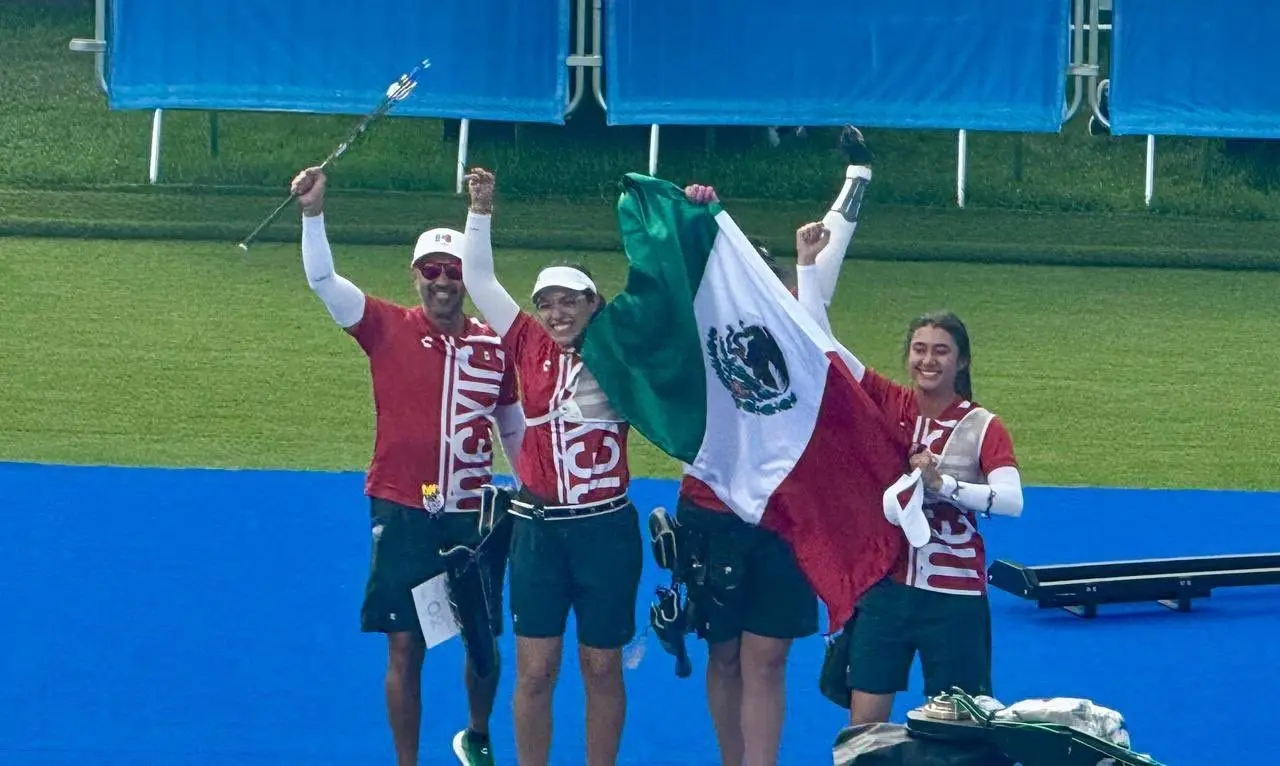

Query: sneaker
<box><xmin>838</xmin><ymin>124</ymin><xmax>874</xmax><ymax>166</ymax></box>
<box><xmin>452</xmin><ymin>729</ymin><xmax>495</xmax><ymax>766</ymax></box>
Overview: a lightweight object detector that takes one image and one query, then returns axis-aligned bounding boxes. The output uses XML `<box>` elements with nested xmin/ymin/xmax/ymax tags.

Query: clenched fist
<box><xmin>794</xmin><ymin>222</ymin><xmax>830</xmax><ymax>266</ymax></box>
<box><xmin>684</xmin><ymin>184</ymin><xmax>718</xmax><ymax>205</ymax></box>
<box><xmin>466</xmin><ymin>167</ymin><xmax>495</xmax><ymax>215</ymax></box>
<box><xmin>291</xmin><ymin>167</ymin><xmax>326</xmax><ymax>217</ymax></box>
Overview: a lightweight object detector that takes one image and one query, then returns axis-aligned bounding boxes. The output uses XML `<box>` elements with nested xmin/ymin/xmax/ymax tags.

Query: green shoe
<box><xmin>452</xmin><ymin>729</ymin><xmax>495</xmax><ymax>766</ymax></box>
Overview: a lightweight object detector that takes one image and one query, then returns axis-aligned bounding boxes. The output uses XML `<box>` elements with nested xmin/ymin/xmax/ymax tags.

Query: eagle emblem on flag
<box><xmin>706</xmin><ymin>322</ymin><xmax>796</xmax><ymax>416</ymax></box>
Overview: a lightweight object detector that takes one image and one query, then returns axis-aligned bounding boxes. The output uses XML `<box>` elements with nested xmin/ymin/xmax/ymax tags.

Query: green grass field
<box><xmin>2</xmin><ymin>235</ymin><xmax>1276</xmax><ymax>490</ymax></box>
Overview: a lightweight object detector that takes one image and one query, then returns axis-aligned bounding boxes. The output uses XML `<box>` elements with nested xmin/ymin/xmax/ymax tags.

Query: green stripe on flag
<box><xmin>580</xmin><ymin>173</ymin><xmax>722</xmax><ymax>464</ymax></box>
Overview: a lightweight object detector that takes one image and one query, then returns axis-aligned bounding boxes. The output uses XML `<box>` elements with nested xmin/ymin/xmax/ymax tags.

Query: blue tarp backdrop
<box><xmin>106</xmin><ymin>0</ymin><xmax>571</xmax><ymax>123</ymax></box>
<box><xmin>1110</xmin><ymin>1</ymin><xmax>1280</xmax><ymax>138</ymax></box>
<box><xmin>603</xmin><ymin>0</ymin><xmax>1071</xmax><ymax>131</ymax></box>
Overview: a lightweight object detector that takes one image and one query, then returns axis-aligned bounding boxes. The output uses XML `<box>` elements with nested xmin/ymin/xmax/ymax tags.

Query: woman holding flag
<box><xmin>793</xmin><ymin>243</ymin><xmax>1026</xmax><ymax>724</ymax></box>
<box><xmin>668</xmin><ymin>133</ymin><xmax>874</xmax><ymax>766</ymax></box>
<box><xmin>458</xmin><ymin>167</ymin><xmax>643</xmax><ymax>766</ymax></box>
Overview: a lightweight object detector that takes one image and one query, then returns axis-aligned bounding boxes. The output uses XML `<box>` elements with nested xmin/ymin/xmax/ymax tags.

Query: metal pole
<box><xmin>68</xmin><ymin>0</ymin><xmax>108</xmax><ymax>94</ymax></box>
<box><xmin>564</xmin><ymin>0</ymin><xmax>588</xmax><ymax>116</ymax></box>
<box><xmin>648</xmin><ymin>124</ymin><xmax>660</xmax><ymax>175</ymax></box>
<box><xmin>94</xmin><ymin>0</ymin><xmax>106</xmax><ymax>93</ymax></box>
<box><xmin>456</xmin><ymin>118</ymin><xmax>471</xmax><ymax>194</ymax></box>
<box><xmin>148</xmin><ymin>109</ymin><xmax>164</xmax><ymax>184</ymax></box>
<box><xmin>1144</xmin><ymin>135</ymin><xmax>1156</xmax><ymax>207</ymax></box>
<box><xmin>956</xmin><ymin>130</ymin><xmax>968</xmax><ymax>209</ymax></box>
<box><xmin>1087</xmin><ymin>0</ymin><xmax>1110</xmax><ymax>129</ymax></box>
<box><xmin>1064</xmin><ymin>0</ymin><xmax>1086</xmax><ymax>120</ymax></box>
<box><xmin>591</xmin><ymin>0</ymin><xmax>606</xmax><ymax>111</ymax></box>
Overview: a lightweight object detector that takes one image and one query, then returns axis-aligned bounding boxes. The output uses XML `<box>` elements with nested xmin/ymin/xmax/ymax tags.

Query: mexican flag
<box><xmin>580</xmin><ymin>173</ymin><xmax>912</xmax><ymax>631</ymax></box>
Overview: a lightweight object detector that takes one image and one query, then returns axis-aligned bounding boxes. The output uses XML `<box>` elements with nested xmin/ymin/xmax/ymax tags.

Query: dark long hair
<box><xmin>903</xmin><ymin>311</ymin><xmax>973</xmax><ymax>399</ymax></box>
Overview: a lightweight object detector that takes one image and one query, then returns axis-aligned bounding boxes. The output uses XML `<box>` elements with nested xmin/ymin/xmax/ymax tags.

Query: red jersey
<box><xmin>350</xmin><ymin>296</ymin><xmax>518</xmax><ymax>512</ymax></box>
<box><xmin>502</xmin><ymin>313</ymin><xmax>630</xmax><ymax>505</ymax></box>
<box><xmin>859</xmin><ymin>370</ymin><xmax>1018</xmax><ymax>596</ymax></box>
<box><xmin>679</xmin><ymin>474</ymin><xmax>733</xmax><ymax>513</ymax></box>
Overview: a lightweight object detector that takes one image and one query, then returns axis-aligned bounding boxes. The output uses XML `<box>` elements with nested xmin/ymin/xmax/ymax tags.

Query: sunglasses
<box><xmin>416</xmin><ymin>261</ymin><xmax>462</xmax><ymax>281</ymax></box>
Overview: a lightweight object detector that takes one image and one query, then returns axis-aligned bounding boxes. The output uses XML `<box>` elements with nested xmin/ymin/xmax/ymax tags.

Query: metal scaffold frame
<box><xmin>70</xmin><ymin>0</ymin><xmax>1154</xmax><ymax>205</ymax></box>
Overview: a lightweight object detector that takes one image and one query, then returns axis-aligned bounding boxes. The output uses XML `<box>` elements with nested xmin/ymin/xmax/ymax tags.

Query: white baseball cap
<box><xmin>882</xmin><ymin>469</ymin><xmax>933</xmax><ymax>549</ymax></box>
<box><xmin>411</xmin><ymin>227</ymin><xmax>466</xmax><ymax>265</ymax></box>
<box><xmin>531</xmin><ymin>266</ymin><xmax>598</xmax><ymax>299</ymax></box>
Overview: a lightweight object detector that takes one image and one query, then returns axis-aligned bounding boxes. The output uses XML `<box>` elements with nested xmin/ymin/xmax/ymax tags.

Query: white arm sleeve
<box><xmin>461</xmin><ymin>213</ymin><xmax>520</xmax><ymax>336</ymax></box>
<box><xmin>795</xmin><ymin>265</ymin><xmax>867</xmax><ymax>382</ymax></box>
<box><xmin>814</xmin><ymin>210</ymin><xmax>857</xmax><ymax>306</ymax></box>
<box><xmin>494</xmin><ymin>403</ymin><xmax>526</xmax><ymax>480</ymax></box>
<box><xmin>302</xmin><ymin>214</ymin><xmax>366</xmax><ymax>329</ymax></box>
<box><xmin>939</xmin><ymin>466</ymin><xmax>1024</xmax><ymax>518</ymax></box>
<box><xmin>795</xmin><ymin>265</ymin><xmax>833</xmax><ymax>337</ymax></box>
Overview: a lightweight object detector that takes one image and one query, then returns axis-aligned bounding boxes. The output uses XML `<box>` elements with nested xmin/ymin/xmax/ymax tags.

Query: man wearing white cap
<box><xmin>291</xmin><ymin>167</ymin><xmax>526</xmax><ymax>766</ymax></box>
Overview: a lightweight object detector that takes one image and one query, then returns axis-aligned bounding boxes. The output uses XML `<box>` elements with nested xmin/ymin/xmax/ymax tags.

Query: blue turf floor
<box><xmin>1</xmin><ymin>462</ymin><xmax>1277</xmax><ymax>765</ymax></box>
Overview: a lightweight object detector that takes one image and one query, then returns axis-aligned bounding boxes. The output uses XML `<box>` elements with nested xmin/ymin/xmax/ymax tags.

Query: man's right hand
<box><xmin>466</xmin><ymin>167</ymin><xmax>496</xmax><ymax>215</ymax></box>
<box><xmin>291</xmin><ymin>167</ymin><xmax>326</xmax><ymax>217</ymax></box>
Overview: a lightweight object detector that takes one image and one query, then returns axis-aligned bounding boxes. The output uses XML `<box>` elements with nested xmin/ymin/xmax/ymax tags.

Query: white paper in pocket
<box><xmin>411</xmin><ymin>573</ymin><xmax>460</xmax><ymax>649</ymax></box>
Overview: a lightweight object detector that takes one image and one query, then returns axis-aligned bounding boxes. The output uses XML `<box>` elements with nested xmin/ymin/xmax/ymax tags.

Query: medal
<box><xmin>422</xmin><ymin>482</ymin><xmax>445</xmax><ymax>516</ymax></box>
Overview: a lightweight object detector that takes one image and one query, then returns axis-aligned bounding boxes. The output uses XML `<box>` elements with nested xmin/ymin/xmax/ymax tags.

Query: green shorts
<box><xmin>360</xmin><ymin>497</ymin><xmax>508</xmax><ymax>638</ymax></box>
<box><xmin>677</xmin><ymin>500</ymin><xmax>819</xmax><ymax>645</ymax></box>
<box><xmin>507</xmin><ymin>498</ymin><xmax>643</xmax><ymax>649</ymax></box>
<box><xmin>847</xmin><ymin>579</ymin><xmax>992</xmax><ymax>697</ymax></box>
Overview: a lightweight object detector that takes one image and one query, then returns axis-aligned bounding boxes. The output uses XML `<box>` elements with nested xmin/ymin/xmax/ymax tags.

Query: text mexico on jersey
<box><xmin>354</xmin><ymin>298</ymin><xmax>518</xmax><ymax>513</ymax></box>
<box><xmin>504</xmin><ymin>313</ymin><xmax>629</xmax><ymax>505</ymax></box>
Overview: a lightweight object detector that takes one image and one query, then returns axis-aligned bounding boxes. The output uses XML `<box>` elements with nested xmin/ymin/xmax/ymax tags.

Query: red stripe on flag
<box><xmin>759</xmin><ymin>352</ymin><xmax>911</xmax><ymax>633</ymax></box>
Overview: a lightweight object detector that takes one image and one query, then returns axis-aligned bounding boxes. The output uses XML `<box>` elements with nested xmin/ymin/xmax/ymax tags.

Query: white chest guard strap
<box><xmin>937</xmin><ymin>407</ymin><xmax>994</xmax><ymax>485</ymax></box>
<box><xmin>525</xmin><ymin>364</ymin><xmax>624</xmax><ymax>427</ymax></box>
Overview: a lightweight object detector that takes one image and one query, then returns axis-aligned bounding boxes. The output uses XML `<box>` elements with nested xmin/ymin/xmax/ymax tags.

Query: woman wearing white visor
<box><xmin>459</xmin><ymin>167</ymin><xmax>642</xmax><ymax>766</ymax></box>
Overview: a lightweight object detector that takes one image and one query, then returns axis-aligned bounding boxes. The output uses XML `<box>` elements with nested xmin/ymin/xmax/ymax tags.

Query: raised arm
<box><xmin>459</xmin><ymin>168</ymin><xmax>520</xmax><ymax>336</ymax></box>
<box><xmin>293</xmin><ymin>168</ymin><xmax>366</xmax><ymax>332</ymax></box>
<box><xmin>795</xmin><ymin>223</ymin><xmax>834</xmax><ymax>336</ymax></box>
<box><xmin>811</xmin><ymin>166</ymin><xmax>871</xmax><ymax>305</ymax></box>
<box><xmin>794</xmin><ymin>222</ymin><xmax>866</xmax><ymax>381</ymax></box>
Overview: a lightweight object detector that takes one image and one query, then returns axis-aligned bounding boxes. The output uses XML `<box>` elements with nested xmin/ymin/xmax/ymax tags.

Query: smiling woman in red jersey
<box><xmin>793</xmin><ymin>238</ymin><xmax>1026</xmax><ymax>727</ymax></box>
<box><xmin>292</xmin><ymin>166</ymin><xmax>524</xmax><ymax>766</ymax></box>
<box><xmin>459</xmin><ymin>167</ymin><xmax>642</xmax><ymax>766</ymax></box>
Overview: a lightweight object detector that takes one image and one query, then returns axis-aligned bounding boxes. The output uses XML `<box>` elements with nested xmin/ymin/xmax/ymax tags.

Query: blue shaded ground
<box><xmin>1</xmin><ymin>461</ymin><xmax>1277</xmax><ymax>765</ymax></box>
